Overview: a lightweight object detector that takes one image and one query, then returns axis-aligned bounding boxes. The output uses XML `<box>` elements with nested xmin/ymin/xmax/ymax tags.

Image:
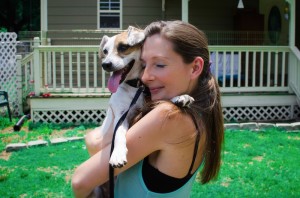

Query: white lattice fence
<box><xmin>0</xmin><ymin>33</ymin><xmax>21</xmax><ymax>117</ymax></box>
<box><xmin>32</xmin><ymin>109</ymin><xmax>107</xmax><ymax>124</ymax></box>
<box><xmin>30</xmin><ymin>96</ymin><xmax>109</xmax><ymax>124</ymax></box>
<box><xmin>31</xmin><ymin>105</ymin><xmax>300</xmax><ymax>124</ymax></box>
<box><xmin>223</xmin><ymin>105</ymin><xmax>300</xmax><ymax>122</ymax></box>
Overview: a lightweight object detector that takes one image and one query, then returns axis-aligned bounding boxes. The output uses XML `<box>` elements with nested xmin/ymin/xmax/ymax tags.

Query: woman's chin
<box><xmin>151</xmin><ymin>95</ymin><xmax>171</xmax><ymax>101</ymax></box>
<box><xmin>151</xmin><ymin>96</ymin><xmax>162</xmax><ymax>101</ymax></box>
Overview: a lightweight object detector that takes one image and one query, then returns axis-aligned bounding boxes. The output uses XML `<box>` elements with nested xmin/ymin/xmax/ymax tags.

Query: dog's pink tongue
<box><xmin>108</xmin><ymin>71</ymin><xmax>122</xmax><ymax>93</ymax></box>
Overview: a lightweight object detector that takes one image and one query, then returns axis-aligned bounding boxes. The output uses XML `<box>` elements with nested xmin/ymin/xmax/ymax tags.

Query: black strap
<box><xmin>125</xmin><ymin>78</ymin><xmax>141</xmax><ymax>88</ymax></box>
<box><xmin>109</xmin><ymin>86</ymin><xmax>144</xmax><ymax>198</ymax></box>
<box><xmin>187</xmin><ymin>114</ymin><xmax>200</xmax><ymax>176</ymax></box>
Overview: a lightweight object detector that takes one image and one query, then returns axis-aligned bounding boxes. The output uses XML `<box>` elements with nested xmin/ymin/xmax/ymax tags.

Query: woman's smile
<box><xmin>148</xmin><ymin>86</ymin><xmax>163</xmax><ymax>95</ymax></box>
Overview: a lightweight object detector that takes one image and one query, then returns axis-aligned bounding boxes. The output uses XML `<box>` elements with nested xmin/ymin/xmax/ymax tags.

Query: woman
<box><xmin>72</xmin><ymin>20</ymin><xmax>224</xmax><ymax>197</ymax></box>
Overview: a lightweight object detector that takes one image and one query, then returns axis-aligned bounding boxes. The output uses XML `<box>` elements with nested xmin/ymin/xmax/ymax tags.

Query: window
<box><xmin>98</xmin><ymin>0</ymin><xmax>122</xmax><ymax>29</ymax></box>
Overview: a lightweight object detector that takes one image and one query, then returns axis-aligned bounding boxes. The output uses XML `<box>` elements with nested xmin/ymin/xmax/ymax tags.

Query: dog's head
<box><xmin>99</xmin><ymin>26</ymin><xmax>145</xmax><ymax>93</ymax></box>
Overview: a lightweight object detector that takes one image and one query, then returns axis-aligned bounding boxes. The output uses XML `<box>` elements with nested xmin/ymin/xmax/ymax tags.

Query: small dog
<box><xmin>99</xmin><ymin>26</ymin><xmax>194</xmax><ymax>168</ymax></box>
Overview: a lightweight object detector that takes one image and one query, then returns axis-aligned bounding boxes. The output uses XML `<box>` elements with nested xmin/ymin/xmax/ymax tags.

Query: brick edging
<box><xmin>225</xmin><ymin>122</ymin><xmax>300</xmax><ymax>132</ymax></box>
<box><xmin>4</xmin><ymin>122</ymin><xmax>300</xmax><ymax>152</ymax></box>
<box><xmin>5</xmin><ymin>136</ymin><xmax>84</xmax><ymax>152</ymax></box>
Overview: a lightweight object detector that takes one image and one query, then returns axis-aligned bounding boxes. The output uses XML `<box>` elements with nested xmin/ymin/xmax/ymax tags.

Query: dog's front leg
<box><xmin>109</xmin><ymin>120</ymin><xmax>129</xmax><ymax>168</ymax></box>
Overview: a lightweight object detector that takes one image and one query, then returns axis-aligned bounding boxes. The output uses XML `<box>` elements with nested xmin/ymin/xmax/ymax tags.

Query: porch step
<box><xmin>29</xmin><ymin>94</ymin><xmax>300</xmax><ymax>124</ymax></box>
<box><xmin>221</xmin><ymin>93</ymin><xmax>298</xmax><ymax>107</ymax></box>
<box><xmin>29</xmin><ymin>95</ymin><xmax>110</xmax><ymax>124</ymax></box>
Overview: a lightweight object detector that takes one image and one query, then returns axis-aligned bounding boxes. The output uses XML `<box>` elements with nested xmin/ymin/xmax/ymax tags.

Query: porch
<box><xmin>15</xmin><ymin>36</ymin><xmax>300</xmax><ymax>124</ymax></box>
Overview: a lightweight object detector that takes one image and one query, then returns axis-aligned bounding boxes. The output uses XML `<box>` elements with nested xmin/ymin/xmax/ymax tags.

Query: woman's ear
<box><xmin>191</xmin><ymin>56</ymin><xmax>204</xmax><ymax>79</ymax></box>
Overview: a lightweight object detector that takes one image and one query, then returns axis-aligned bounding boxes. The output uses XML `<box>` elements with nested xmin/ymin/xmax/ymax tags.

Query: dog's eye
<box><xmin>118</xmin><ymin>44</ymin><xmax>130</xmax><ymax>52</ymax></box>
<box><xmin>103</xmin><ymin>49</ymin><xmax>108</xmax><ymax>55</ymax></box>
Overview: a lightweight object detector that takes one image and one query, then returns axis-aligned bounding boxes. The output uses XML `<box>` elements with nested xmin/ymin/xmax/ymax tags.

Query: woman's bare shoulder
<box><xmin>146</xmin><ymin>102</ymin><xmax>196</xmax><ymax>139</ymax></box>
<box><xmin>123</xmin><ymin>102</ymin><xmax>197</xmax><ymax>170</ymax></box>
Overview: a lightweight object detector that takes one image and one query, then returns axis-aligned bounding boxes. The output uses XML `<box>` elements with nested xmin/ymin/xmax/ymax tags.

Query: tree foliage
<box><xmin>0</xmin><ymin>0</ymin><xmax>40</xmax><ymax>33</ymax></box>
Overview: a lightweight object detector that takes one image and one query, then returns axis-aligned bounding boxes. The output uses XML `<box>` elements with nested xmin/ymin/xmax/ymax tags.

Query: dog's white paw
<box><xmin>109</xmin><ymin>145</ymin><xmax>128</xmax><ymax>168</ymax></box>
<box><xmin>171</xmin><ymin>94</ymin><xmax>194</xmax><ymax>107</ymax></box>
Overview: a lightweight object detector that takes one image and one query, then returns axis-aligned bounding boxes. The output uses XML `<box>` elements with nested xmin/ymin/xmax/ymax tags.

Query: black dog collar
<box><xmin>125</xmin><ymin>78</ymin><xmax>142</xmax><ymax>88</ymax></box>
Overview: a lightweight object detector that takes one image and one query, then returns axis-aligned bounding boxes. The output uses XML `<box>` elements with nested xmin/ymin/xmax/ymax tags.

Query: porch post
<box><xmin>287</xmin><ymin>0</ymin><xmax>296</xmax><ymax>94</ymax></box>
<box><xmin>16</xmin><ymin>55</ymin><xmax>23</xmax><ymax>115</ymax></box>
<box><xmin>288</xmin><ymin>0</ymin><xmax>295</xmax><ymax>47</ymax></box>
<box><xmin>162</xmin><ymin>0</ymin><xmax>166</xmax><ymax>19</ymax></box>
<box><xmin>182</xmin><ymin>0</ymin><xmax>189</xmax><ymax>22</ymax></box>
<box><xmin>33</xmin><ymin>37</ymin><xmax>41</xmax><ymax>96</ymax></box>
<box><xmin>40</xmin><ymin>0</ymin><xmax>48</xmax><ymax>45</ymax></box>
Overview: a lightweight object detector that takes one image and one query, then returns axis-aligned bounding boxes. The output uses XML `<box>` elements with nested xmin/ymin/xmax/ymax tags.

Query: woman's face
<box><xmin>141</xmin><ymin>34</ymin><xmax>196</xmax><ymax>101</ymax></box>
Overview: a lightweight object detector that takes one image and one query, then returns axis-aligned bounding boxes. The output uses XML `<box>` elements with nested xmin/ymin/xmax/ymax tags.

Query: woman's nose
<box><xmin>141</xmin><ymin>66</ymin><xmax>154</xmax><ymax>83</ymax></box>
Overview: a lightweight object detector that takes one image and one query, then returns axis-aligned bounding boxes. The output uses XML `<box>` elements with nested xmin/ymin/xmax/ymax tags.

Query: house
<box><xmin>40</xmin><ymin>0</ymin><xmax>295</xmax><ymax>45</ymax></box>
<box><xmin>5</xmin><ymin>0</ymin><xmax>300</xmax><ymax>123</ymax></box>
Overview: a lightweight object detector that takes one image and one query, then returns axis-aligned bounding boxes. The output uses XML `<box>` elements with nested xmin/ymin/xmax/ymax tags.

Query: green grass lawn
<box><xmin>0</xmin><ymin>117</ymin><xmax>300</xmax><ymax>197</ymax></box>
<box><xmin>191</xmin><ymin>130</ymin><xmax>300</xmax><ymax>198</ymax></box>
<box><xmin>0</xmin><ymin>141</ymin><xmax>88</xmax><ymax>197</ymax></box>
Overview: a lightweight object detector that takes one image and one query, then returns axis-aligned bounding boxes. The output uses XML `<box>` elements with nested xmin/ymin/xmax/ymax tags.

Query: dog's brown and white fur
<box><xmin>99</xmin><ymin>26</ymin><xmax>194</xmax><ymax>168</ymax></box>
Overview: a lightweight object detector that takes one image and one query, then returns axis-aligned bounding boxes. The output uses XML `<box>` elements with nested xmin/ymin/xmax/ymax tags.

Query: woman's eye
<box><xmin>156</xmin><ymin>64</ymin><xmax>166</xmax><ymax>68</ymax></box>
<box><xmin>141</xmin><ymin>63</ymin><xmax>146</xmax><ymax>69</ymax></box>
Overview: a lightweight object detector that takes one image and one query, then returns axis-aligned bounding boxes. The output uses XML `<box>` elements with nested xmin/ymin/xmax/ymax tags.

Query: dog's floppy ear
<box><xmin>99</xmin><ymin>35</ymin><xmax>109</xmax><ymax>58</ymax></box>
<box><xmin>127</xmin><ymin>26</ymin><xmax>145</xmax><ymax>46</ymax></box>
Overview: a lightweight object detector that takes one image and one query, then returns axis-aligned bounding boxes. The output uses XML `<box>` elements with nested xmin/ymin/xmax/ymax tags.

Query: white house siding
<box><xmin>123</xmin><ymin>0</ymin><xmax>244</xmax><ymax>32</ymax></box>
<box><xmin>46</xmin><ymin>0</ymin><xmax>289</xmax><ymax>46</ymax></box>
<box><xmin>47</xmin><ymin>0</ymin><xmax>244</xmax><ymax>31</ymax></box>
<box><xmin>122</xmin><ymin>0</ymin><xmax>162</xmax><ymax>29</ymax></box>
<box><xmin>48</xmin><ymin>0</ymin><xmax>163</xmax><ymax>31</ymax></box>
<box><xmin>48</xmin><ymin>0</ymin><xmax>98</xmax><ymax>30</ymax></box>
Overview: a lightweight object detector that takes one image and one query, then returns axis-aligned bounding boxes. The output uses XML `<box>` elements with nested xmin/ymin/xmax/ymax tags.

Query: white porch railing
<box><xmin>19</xmin><ymin>53</ymin><xmax>34</xmax><ymax>96</ymax></box>
<box><xmin>18</xmin><ymin>37</ymin><xmax>299</xmax><ymax>98</ymax></box>
<box><xmin>210</xmin><ymin>46</ymin><xmax>290</xmax><ymax>93</ymax></box>
<box><xmin>23</xmin><ymin>37</ymin><xmax>291</xmax><ymax>96</ymax></box>
<box><xmin>289</xmin><ymin>46</ymin><xmax>300</xmax><ymax>105</ymax></box>
<box><xmin>17</xmin><ymin>37</ymin><xmax>300</xmax><ymax>123</ymax></box>
<box><xmin>31</xmin><ymin>37</ymin><xmax>109</xmax><ymax>95</ymax></box>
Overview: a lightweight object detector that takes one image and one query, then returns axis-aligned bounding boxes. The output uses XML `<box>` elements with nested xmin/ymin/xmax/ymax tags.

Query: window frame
<box><xmin>97</xmin><ymin>0</ymin><xmax>123</xmax><ymax>30</ymax></box>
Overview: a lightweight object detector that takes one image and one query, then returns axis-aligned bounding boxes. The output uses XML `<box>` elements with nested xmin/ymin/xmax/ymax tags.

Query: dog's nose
<box><xmin>102</xmin><ymin>62</ymin><xmax>112</xmax><ymax>71</ymax></box>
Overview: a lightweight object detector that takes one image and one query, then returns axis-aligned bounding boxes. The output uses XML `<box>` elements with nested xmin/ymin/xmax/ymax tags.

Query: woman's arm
<box><xmin>85</xmin><ymin>125</ymin><xmax>113</xmax><ymax>156</ymax></box>
<box><xmin>72</xmin><ymin>103</ymin><xmax>190</xmax><ymax>197</ymax></box>
<box><xmin>72</xmin><ymin>143</ymin><xmax>111</xmax><ymax>197</ymax></box>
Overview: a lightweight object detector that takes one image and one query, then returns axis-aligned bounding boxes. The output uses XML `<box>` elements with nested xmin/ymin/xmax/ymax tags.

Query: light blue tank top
<box><xmin>114</xmin><ymin>160</ymin><xmax>199</xmax><ymax>198</ymax></box>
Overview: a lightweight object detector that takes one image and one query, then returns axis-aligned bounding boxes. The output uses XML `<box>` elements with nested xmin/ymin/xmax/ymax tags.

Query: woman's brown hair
<box><xmin>133</xmin><ymin>20</ymin><xmax>224</xmax><ymax>184</ymax></box>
